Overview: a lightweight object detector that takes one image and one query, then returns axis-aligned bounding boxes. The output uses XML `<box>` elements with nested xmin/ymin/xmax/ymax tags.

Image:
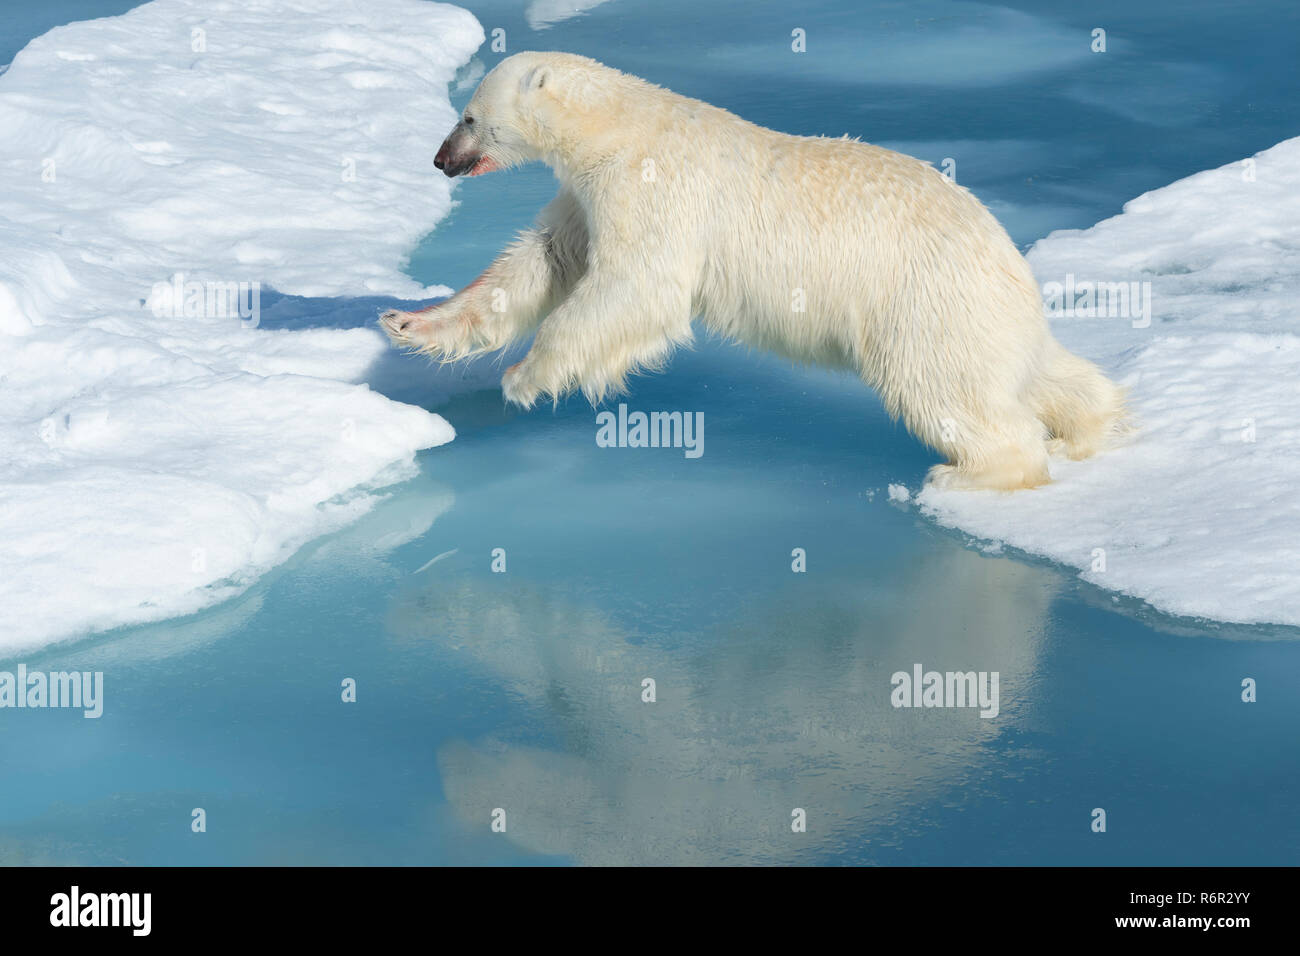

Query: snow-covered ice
<box><xmin>919</xmin><ymin>138</ymin><xmax>1300</xmax><ymax>627</ymax></box>
<box><xmin>0</xmin><ymin>0</ymin><xmax>483</xmax><ymax>652</ymax></box>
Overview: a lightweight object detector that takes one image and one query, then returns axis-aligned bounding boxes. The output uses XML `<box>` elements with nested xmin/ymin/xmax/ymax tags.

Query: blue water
<box><xmin>2</xmin><ymin>0</ymin><xmax>1298</xmax><ymax>866</ymax></box>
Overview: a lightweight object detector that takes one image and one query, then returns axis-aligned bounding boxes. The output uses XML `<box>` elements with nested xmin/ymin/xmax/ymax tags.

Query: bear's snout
<box><xmin>434</xmin><ymin>125</ymin><xmax>482</xmax><ymax>178</ymax></box>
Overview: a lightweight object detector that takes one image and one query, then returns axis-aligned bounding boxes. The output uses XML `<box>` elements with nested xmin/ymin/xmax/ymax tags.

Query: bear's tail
<box><xmin>1027</xmin><ymin>341</ymin><xmax>1132</xmax><ymax>461</ymax></box>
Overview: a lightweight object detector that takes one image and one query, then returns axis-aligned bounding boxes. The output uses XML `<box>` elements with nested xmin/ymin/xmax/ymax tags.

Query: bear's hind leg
<box><xmin>922</xmin><ymin>409</ymin><xmax>1051</xmax><ymax>492</ymax></box>
<box><xmin>1028</xmin><ymin>342</ymin><xmax>1129</xmax><ymax>461</ymax></box>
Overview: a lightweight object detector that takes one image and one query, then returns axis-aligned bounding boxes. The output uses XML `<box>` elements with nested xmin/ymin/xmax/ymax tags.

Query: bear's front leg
<box><xmin>501</xmin><ymin>357</ymin><xmax>544</xmax><ymax>408</ymax></box>
<box><xmin>379</xmin><ymin>300</ymin><xmax>457</xmax><ymax>351</ymax></box>
<box><xmin>380</xmin><ymin>190</ymin><xmax>589</xmax><ymax>363</ymax></box>
<box><xmin>501</xmin><ymin>270</ymin><xmax>693</xmax><ymax>407</ymax></box>
<box><xmin>380</xmin><ymin>286</ymin><xmax>486</xmax><ymax>361</ymax></box>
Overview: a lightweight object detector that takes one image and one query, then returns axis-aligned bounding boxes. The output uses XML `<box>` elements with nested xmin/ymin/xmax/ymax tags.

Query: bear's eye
<box><xmin>463</xmin><ymin>114</ymin><xmax>475</xmax><ymax>126</ymax></box>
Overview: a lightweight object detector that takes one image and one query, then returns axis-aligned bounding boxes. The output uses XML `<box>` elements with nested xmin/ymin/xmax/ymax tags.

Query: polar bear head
<box><xmin>434</xmin><ymin>51</ymin><xmax>624</xmax><ymax>178</ymax></box>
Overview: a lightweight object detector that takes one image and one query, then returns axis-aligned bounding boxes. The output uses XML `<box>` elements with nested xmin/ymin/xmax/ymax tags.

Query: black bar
<box><xmin>0</xmin><ymin>866</ymin><xmax>1282</xmax><ymax>941</ymax></box>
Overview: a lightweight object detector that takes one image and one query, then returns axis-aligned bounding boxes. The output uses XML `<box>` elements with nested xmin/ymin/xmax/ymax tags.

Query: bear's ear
<box><xmin>519</xmin><ymin>65</ymin><xmax>551</xmax><ymax>94</ymax></box>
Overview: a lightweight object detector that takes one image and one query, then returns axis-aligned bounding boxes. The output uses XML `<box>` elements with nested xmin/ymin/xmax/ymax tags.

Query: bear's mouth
<box><xmin>434</xmin><ymin>123</ymin><xmax>499</xmax><ymax>178</ymax></box>
<box><xmin>437</xmin><ymin>151</ymin><xmax>499</xmax><ymax>178</ymax></box>
<box><xmin>466</xmin><ymin>155</ymin><xmax>499</xmax><ymax>176</ymax></box>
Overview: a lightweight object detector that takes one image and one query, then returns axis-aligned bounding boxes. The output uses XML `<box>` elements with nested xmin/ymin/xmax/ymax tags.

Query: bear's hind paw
<box><xmin>925</xmin><ymin>458</ymin><xmax>1050</xmax><ymax>492</ymax></box>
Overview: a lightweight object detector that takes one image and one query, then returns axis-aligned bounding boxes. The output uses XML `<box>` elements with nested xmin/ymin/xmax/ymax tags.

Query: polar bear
<box><xmin>381</xmin><ymin>52</ymin><xmax>1126</xmax><ymax>490</ymax></box>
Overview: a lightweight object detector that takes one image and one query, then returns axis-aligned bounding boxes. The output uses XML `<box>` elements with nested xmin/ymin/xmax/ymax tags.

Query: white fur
<box><xmin>381</xmin><ymin>52</ymin><xmax>1127</xmax><ymax>490</ymax></box>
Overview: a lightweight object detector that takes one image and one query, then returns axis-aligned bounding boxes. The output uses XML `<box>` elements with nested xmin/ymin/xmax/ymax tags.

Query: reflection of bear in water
<box><xmin>382</xmin><ymin>52</ymin><xmax>1126</xmax><ymax>490</ymax></box>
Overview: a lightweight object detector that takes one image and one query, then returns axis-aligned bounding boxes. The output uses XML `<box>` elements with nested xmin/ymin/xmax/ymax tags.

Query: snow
<box><xmin>887</xmin><ymin>484</ymin><xmax>911</xmax><ymax>503</ymax></box>
<box><xmin>918</xmin><ymin>138</ymin><xmax>1300</xmax><ymax>628</ymax></box>
<box><xmin>0</xmin><ymin>0</ymin><xmax>484</xmax><ymax>653</ymax></box>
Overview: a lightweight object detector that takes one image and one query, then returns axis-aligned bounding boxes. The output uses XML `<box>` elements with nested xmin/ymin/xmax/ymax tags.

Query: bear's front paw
<box><xmin>379</xmin><ymin>309</ymin><xmax>428</xmax><ymax>347</ymax></box>
<box><xmin>380</xmin><ymin>305</ymin><xmax>477</xmax><ymax>359</ymax></box>
<box><xmin>501</xmin><ymin>360</ymin><xmax>543</xmax><ymax>408</ymax></box>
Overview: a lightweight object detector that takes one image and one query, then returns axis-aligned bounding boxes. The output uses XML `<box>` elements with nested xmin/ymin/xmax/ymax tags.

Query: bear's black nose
<box><xmin>434</xmin><ymin>138</ymin><xmax>452</xmax><ymax>171</ymax></box>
